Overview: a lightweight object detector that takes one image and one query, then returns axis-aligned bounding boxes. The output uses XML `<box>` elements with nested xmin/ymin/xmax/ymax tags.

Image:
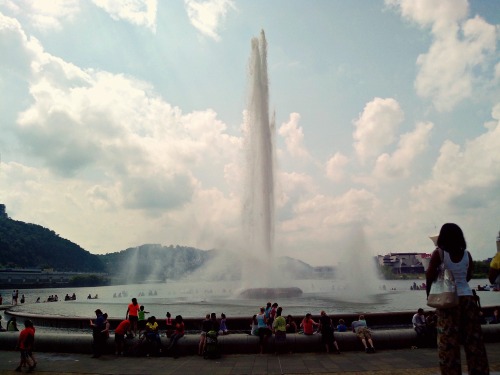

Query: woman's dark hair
<box><xmin>24</xmin><ymin>319</ymin><xmax>33</xmax><ymax>328</ymax></box>
<box><xmin>276</xmin><ymin>307</ymin><xmax>283</xmax><ymax>316</ymax></box>
<box><xmin>437</xmin><ymin>223</ymin><xmax>466</xmax><ymax>253</ymax></box>
<box><xmin>175</xmin><ymin>315</ymin><xmax>183</xmax><ymax>323</ymax></box>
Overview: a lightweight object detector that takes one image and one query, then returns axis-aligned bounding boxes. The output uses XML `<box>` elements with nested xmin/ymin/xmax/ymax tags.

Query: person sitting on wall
<box><xmin>166</xmin><ymin>315</ymin><xmax>185</xmax><ymax>358</ymax></box>
<box><xmin>412</xmin><ymin>308</ymin><xmax>427</xmax><ymax>336</ymax></box>
<box><xmin>337</xmin><ymin>319</ymin><xmax>347</xmax><ymax>332</ymax></box>
<box><xmin>145</xmin><ymin>316</ymin><xmax>163</xmax><ymax>355</ymax></box>
<box><xmin>352</xmin><ymin>315</ymin><xmax>375</xmax><ymax>353</ymax></box>
<box><xmin>7</xmin><ymin>317</ymin><xmax>19</xmax><ymax>331</ymax></box>
<box><xmin>285</xmin><ymin>315</ymin><xmax>297</xmax><ymax>333</ymax></box>
<box><xmin>490</xmin><ymin>307</ymin><xmax>499</xmax><ymax>324</ymax></box>
<box><xmin>300</xmin><ymin>313</ymin><xmax>318</xmax><ymax>335</ymax></box>
<box><xmin>199</xmin><ymin>314</ymin><xmax>212</xmax><ymax>355</ymax></box>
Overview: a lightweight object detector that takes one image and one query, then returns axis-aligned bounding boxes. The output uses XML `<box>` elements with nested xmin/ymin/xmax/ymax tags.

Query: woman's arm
<box><xmin>466</xmin><ymin>251</ymin><xmax>473</xmax><ymax>282</ymax></box>
<box><xmin>426</xmin><ymin>249</ymin><xmax>441</xmax><ymax>297</ymax></box>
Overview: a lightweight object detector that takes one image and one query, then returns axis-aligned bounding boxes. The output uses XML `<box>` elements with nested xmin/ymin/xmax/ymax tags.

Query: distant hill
<box><xmin>98</xmin><ymin>244</ymin><xmax>213</xmax><ymax>283</ymax></box>
<box><xmin>0</xmin><ymin>204</ymin><xmax>318</xmax><ymax>283</ymax></box>
<box><xmin>0</xmin><ymin>204</ymin><xmax>105</xmax><ymax>272</ymax></box>
<box><xmin>98</xmin><ymin>244</ymin><xmax>317</xmax><ymax>283</ymax></box>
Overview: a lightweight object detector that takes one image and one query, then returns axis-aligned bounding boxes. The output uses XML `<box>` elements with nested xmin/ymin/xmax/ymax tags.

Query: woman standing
<box><xmin>426</xmin><ymin>223</ymin><xmax>489</xmax><ymax>375</ymax></box>
<box><xmin>126</xmin><ymin>298</ymin><xmax>140</xmax><ymax>337</ymax></box>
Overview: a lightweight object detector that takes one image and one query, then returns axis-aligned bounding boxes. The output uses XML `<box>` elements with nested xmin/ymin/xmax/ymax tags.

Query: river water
<box><xmin>2</xmin><ymin>279</ymin><xmax>498</xmax><ymax>320</ymax></box>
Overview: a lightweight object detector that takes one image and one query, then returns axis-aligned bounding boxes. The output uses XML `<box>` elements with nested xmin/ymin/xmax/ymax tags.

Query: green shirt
<box><xmin>138</xmin><ymin>310</ymin><xmax>145</xmax><ymax>321</ymax></box>
<box><xmin>273</xmin><ymin>316</ymin><xmax>286</xmax><ymax>332</ymax></box>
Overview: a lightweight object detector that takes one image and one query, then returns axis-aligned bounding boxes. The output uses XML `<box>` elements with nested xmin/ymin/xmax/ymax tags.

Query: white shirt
<box><xmin>442</xmin><ymin>250</ymin><xmax>472</xmax><ymax>297</ymax></box>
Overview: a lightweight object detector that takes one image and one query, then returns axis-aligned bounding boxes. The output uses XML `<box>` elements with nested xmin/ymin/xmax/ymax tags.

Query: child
<box><xmin>15</xmin><ymin>319</ymin><xmax>36</xmax><ymax>372</ymax></box>
<box><xmin>337</xmin><ymin>319</ymin><xmax>347</xmax><ymax>332</ymax></box>
<box><xmin>165</xmin><ymin>312</ymin><xmax>173</xmax><ymax>338</ymax></box>
<box><xmin>138</xmin><ymin>305</ymin><xmax>150</xmax><ymax>332</ymax></box>
<box><xmin>219</xmin><ymin>313</ymin><xmax>228</xmax><ymax>335</ymax></box>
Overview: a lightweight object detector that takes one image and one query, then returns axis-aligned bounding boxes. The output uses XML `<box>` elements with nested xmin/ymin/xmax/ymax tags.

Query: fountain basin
<box><xmin>239</xmin><ymin>287</ymin><xmax>303</xmax><ymax>299</ymax></box>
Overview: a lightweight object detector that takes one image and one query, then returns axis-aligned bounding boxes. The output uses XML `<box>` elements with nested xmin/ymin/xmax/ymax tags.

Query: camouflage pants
<box><xmin>436</xmin><ymin>295</ymin><xmax>489</xmax><ymax>375</ymax></box>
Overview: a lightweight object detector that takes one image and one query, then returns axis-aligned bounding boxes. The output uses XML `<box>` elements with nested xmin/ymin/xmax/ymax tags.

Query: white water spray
<box><xmin>241</xmin><ymin>31</ymin><xmax>277</xmax><ymax>288</ymax></box>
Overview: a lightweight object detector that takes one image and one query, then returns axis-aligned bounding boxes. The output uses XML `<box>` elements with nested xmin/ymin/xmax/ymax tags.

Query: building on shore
<box><xmin>377</xmin><ymin>253</ymin><xmax>430</xmax><ymax>274</ymax></box>
<box><xmin>0</xmin><ymin>268</ymin><xmax>107</xmax><ymax>288</ymax></box>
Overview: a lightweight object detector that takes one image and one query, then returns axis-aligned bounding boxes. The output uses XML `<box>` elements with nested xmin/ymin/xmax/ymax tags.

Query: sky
<box><xmin>0</xmin><ymin>0</ymin><xmax>499</xmax><ymax>267</ymax></box>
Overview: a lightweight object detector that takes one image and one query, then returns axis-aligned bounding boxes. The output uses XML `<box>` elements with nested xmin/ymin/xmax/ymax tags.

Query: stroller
<box><xmin>203</xmin><ymin>330</ymin><xmax>221</xmax><ymax>359</ymax></box>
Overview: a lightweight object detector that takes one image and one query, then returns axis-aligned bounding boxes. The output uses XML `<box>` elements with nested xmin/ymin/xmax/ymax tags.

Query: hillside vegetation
<box><xmin>0</xmin><ymin>205</ymin><xmax>105</xmax><ymax>272</ymax></box>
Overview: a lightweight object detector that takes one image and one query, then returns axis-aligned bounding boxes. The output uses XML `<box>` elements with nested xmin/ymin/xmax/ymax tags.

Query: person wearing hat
<box><xmin>90</xmin><ymin>309</ymin><xmax>106</xmax><ymax>358</ymax></box>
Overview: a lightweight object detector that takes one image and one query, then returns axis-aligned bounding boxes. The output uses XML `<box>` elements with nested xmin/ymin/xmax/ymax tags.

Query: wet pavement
<box><xmin>0</xmin><ymin>342</ymin><xmax>498</xmax><ymax>374</ymax></box>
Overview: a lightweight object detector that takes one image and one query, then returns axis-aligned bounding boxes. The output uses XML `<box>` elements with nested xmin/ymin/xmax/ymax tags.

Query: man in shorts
<box><xmin>352</xmin><ymin>315</ymin><xmax>375</xmax><ymax>353</ymax></box>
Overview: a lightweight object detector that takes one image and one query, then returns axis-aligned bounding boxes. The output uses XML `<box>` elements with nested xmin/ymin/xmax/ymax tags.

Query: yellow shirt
<box><xmin>491</xmin><ymin>253</ymin><xmax>500</xmax><ymax>270</ymax></box>
<box><xmin>145</xmin><ymin>321</ymin><xmax>158</xmax><ymax>332</ymax></box>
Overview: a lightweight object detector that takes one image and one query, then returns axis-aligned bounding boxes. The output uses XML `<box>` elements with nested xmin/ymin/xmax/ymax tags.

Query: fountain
<box><xmin>237</xmin><ymin>31</ymin><xmax>302</xmax><ymax>298</ymax></box>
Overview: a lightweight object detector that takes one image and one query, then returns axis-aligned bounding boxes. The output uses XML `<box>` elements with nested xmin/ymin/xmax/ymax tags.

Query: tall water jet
<box><xmin>240</xmin><ymin>30</ymin><xmax>278</xmax><ymax>290</ymax></box>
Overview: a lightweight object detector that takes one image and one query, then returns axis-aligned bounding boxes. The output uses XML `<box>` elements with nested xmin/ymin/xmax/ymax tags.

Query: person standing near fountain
<box><xmin>256</xmin><ymin>307</ymin><xmax>271</xmax><ymax>354</ymax></box>
<box><xmin>125</xmin><ymin>298</ymin><xmax>140</xmax><ymax>337</ymax></box>
<box><xmin>426</xmin><ymin>223</ymin><xmax>489</xmax><ymax>375</ymax></box>
<box><xmin>319</xmin><ymin>311</ymin><xmax>340</xmax><ymax>354</ymax></box>
<box><xmin>89</xmin><ymin>309</ymin><xmax>106</xmax><ymax>358</ymax></box>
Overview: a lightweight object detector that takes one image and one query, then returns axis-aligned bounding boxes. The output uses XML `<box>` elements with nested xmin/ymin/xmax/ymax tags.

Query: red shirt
<box><xmin>301</xmin><ymin>318</ymin><xmax>316</xmax><ymax>335</ymax></box>
<box><xmin>18</xmin><ymin>327</ymin><xmax>35</xmax><ymax>350</ymax></box>
<box><xmin>127</xmin><ymin>303</ymin><xmax>139</xmax><ymax>317</ymax></box>
<box><xmin>115</xmin><ymin>320</ymin><xmax>131</xmax><ymax>335</ymax></box>
<box><xmin>175</xmin><ymin>322</ymin><xmax>185</xmax><ymax>335</ymax></box>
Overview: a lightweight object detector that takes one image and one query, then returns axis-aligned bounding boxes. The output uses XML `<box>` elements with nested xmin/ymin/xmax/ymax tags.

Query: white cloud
<box><xmin>184</xmin><ymin>0</ymin><xmax>234</xmax><ymax>41</ymax></box>
<box><xmin>92</xmin><ymin>0</ymin><xmax>157</xmax><ymax>32</ymax></box>
<box><xmin>353</xmin><ymin>97</ymin><xmax>404</xmax><ymax>165</ymax></box>
<box><xmin>325</xmin><ymin>152</ymin><xmax>349</xmax><ymax>182</ymax></box>
<box><xmin>373</xmin><ymin>121</ymin><xmax>433</xmax><ymax>179</ymax></box>
<box><xmin>278</xmin><ymin>112</ymin><xmax>311</xmax><ymax>160</ymax></box>
<box><xmin>279</xmin><ymin>189</ymin><xmax>379</xmax><ymax>250</ymax></box>
<box><xmin>385</xmin><ymin>0</ymin><xmax>468</xmax><ymax>30</ymax></box>
<box><xmin>495</xmin><ymin>62</ymin><xmax>500</xmax><ymax>81</ymax></box>
<box><xmin>1</xmin><ymin>0</ymin><xmax>80</xmax><ymax>31</ymax></box>
<box><xmin>387</xmin><ymin>0</ymin><xmax>498</xmax><ymax>112</ymax></box>
<box><xmin>0</xmin><ymin>12</ymin><xmax>243</xmax><ymax>251</ymax></box>
<box><xmin>411</xmin><ymin>104</ymin><xmax>500</xmax><ymax>215</ymax></box>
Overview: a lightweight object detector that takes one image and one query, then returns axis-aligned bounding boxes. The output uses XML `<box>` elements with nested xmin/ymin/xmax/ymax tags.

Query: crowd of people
<box><xmin>85</xmin><ymin>297</ymin><xmax>385</xmax><ymax>359</ymax></box>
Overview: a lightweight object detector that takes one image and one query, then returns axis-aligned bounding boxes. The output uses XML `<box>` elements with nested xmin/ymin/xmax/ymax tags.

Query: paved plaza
<box><xmin>0</xmin><ymin>342</ymin><xmax>498</xmax><ymax>375</ymax></box>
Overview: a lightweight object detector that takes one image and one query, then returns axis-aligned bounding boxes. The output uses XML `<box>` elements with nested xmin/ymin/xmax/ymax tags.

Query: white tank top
<box><xmin>442</xmin><ymin>249</ymin><xmax>472</xmax><ymax>296</ymax></box>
